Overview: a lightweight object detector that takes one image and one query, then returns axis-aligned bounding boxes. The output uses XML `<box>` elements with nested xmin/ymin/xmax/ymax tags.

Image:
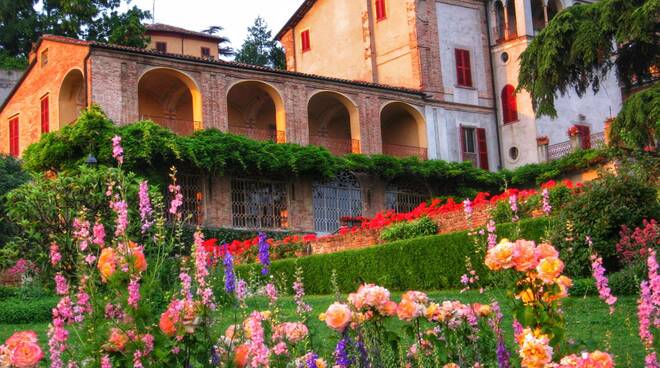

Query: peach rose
<box><xmin>443</xmin><ymin>364</ymin><xmax>460</xmax><ymax>368</ymax></box>
<box><xmin>485</xmin><ymin>240</ymin><xmax>514</xmax><ymax>270</ymax></box>
<box><xmin>516</xmin><ymin>288</ymin><xmax>536</xmax><ymax>305</ymax></box>
<box><xmin>474</xmin><ymin>303</ymin><xmax>492</xmax><ymax>317</ymax></box>
<box><xmin>397</xmin><ymin>299</ymin><xmax>422</xmax><ymax>321</ymax></box>
<box><xmin>10</xmin><ymin>341</ymin><xmax>43</xmax><ymax>368</ymax></box>
<box><xmin>512</xmin><ymin>240</ymin><xmax>538</xmax><ymax>272</ymax></box>
<box><xmin>536</xmin><ymin>256</ymin><xmax>564</xmax><ymax>284</ymax></box>
<box><xmin>556</xmin><ymin>275</ymin><xmax>573</xmax><ymax>298</ymax></box>
<box><xmin>225</xmin><ymin>324</ymin><xmax>239</xmax><ymax>340</ymax></box>
<box><xmin>159</xmin><ymin>311</ymin><xmax>177</xmax><ymax>337</ymax></box>
<box><xmin>382</xmin><ymin>301</ymin><xmax>398</xmax><ymax>316</ymax></box>
<box><xmin>324</xmin><ymin>303</ymin><xmax>352</xmax><ymax>332</ymax></box>
<box><xmin>98</xmin><ymin>247</ymin><xmax>117</xmax><ymax>281</ymax></box>
<box><xmin>4</xmin><ymin>331</ymin><xmax>38</xmax><ymax>351</ymax></box>
<box><xmin>128</xmin><ymin>242</ymin><xmax>147</xmax><ymax>273</ymax></box>
<box><xmin>535</xmin><ymin>242</ymin><xmax>559</xmax><ymax>260</ymax></box>
<box><xmin>519</xmin><ymin>330</ymin><xmax>553</xmax><ymax>368</ymax></box>
<box><xmin>589</xmin><ymin>351</ymin><xmax>614</xmax><ymax>368</ymax></box>
<box><xmin>234</xmin><ymin>344</ymin><xmax>250</xmax><ymax>367</ymax></box>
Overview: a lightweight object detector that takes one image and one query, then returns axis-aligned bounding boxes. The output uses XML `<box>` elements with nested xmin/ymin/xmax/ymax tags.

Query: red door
<box><xmin>41</xmin><ymin>96</ymin><xmax>49</xmax><ymax>133</ymax></box>
<box><xmin>9</xmin><ymin>117</ymin><xmax>19</xmax><ymax>157</ymax></box>
<box><xmin>477</xmin><ymin>128</ymin><xmax>489</xmax><ymax>170</ymax></box>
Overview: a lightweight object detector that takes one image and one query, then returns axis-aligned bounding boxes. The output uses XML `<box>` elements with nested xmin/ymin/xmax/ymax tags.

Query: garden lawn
<box><xmin>0</xmin><ymin>290</ymin><xmax>649</xmax><ymax>367</ymax></box>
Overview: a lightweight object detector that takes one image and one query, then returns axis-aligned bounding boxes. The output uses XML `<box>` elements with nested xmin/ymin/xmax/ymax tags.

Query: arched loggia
<box><xmin>307</xmin><ymin>91</ymin><xmax>361</xmax><ymax>155</ymax></box>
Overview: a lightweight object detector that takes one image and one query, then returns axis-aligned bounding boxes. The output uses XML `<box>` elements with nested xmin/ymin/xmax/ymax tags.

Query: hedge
<box><xmin>0</xmin><ymin>296</ymin><xmax>58</xmax><ymax>324</ymax></box>
<box><xmin>234</xmin><ymin>217</ymin><xmax>550</xmax><ymax>295</ymax></box>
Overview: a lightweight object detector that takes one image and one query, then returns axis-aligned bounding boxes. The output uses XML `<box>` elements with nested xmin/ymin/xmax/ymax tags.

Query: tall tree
<box><xmin>235</xmin><ymin>16</ymin><xmax>286</xmax><ymax>69</ymax></box>
<box><xmin>518</xmin><ymin>0</ymin><xmax>659</xmax><ymax>150</ymax></box>
<box><xmin>202</xmin><ymin>25</ymin><xmax>234</xmax><ymax>58</ymax></box>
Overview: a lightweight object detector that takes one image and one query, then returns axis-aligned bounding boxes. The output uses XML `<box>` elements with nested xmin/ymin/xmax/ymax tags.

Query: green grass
<box><xmin>0</xmin><ymin>290</ymin><xmax>648</xmax><ymax>367</ymax></box>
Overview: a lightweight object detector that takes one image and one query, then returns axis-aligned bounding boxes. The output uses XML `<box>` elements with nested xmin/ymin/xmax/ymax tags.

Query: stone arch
<box><xmin>58</xmin><ymin>68</ymin><xmax>85</xmax><ymax>128</ymax></box>
<box><xmin>226</xmin><ymin>80</ymin><xmax>286</xmax><ymax>142</ymax></box>
<box><xmin>307</xmin><ymin>90</ymin><xmax>360</xmax><ymax>155</ymax></box>
<box><xmin>380</xmin><ymin>101</ymin><xmax>427</xmax><ymax>159</ymax></box>
<box><xmin>494</xmin><ymin>0</ymin><xmax>506</xmax><ymax>41</ymax></box>
<box><xmin>137</xmin><ymin>67</ymin><xmax>203</xmax><ymax>135</ymax></box>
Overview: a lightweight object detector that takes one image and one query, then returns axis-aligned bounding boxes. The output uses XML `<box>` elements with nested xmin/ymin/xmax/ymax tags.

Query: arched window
<box><xmin>501</xmin><ymin>84</ymin><xmax>518</xmax><ymax>124</ymax></box>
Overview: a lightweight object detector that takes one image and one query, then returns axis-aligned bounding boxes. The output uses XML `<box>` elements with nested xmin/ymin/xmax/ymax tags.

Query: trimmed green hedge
<box><xmin>235</xmin><ymin>217</ymin><xmax>550</xmax><ymax>294</ymax></box>
<box><xmin>0</xmin><ymin>297</ymin><xmax>58</xmax><ymax>324</ymax></box>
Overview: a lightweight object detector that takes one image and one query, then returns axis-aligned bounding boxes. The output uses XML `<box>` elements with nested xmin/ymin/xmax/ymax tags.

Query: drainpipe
<box><xmin>83</xmin><ymin>48</ymin><xmax>91</xmax><ymax>109</ymax></box>
<box><xmin>484</xmin><ymin>1</ymin><xmax>504</xmax><ymax>170</ymax></box>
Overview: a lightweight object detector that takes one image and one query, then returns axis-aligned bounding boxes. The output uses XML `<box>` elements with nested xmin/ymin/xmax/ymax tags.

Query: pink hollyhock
<box><xmin>49</xmin><ymin>243</ymin><xmax>62</xmax><ymax>266</ymax></box>
<box><xmin>54</xmin><ymin>273</ymin><xmax>69</xmax><ymax>296</ymax></box>
<box><xmin>128</xmin><ymin>277</ymin><xmax>141</xmax><ymax>309</ymax></box>
<box><xmin>111</xmin><ymin>135</ymin><xmax>123</xmax><ymax>165</ymax></box>
<box><xmin>92</xmin><ymin>222</ymin><xmax>105</xmax><ymax>246</ymax></box>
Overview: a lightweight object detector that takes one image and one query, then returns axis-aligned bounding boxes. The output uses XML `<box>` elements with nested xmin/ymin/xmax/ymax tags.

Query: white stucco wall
<box><xmin>426</xmin><ymin>105</ymin><xmax>500</xmax><ymax>171</ymax></box>
<box><xmin>436</xmin><ymin>1</ymin><xmax>492</xmax><ymax>109</ymax></box>
<box><xmin>0</xmin><ymin>70</ymin><xmax>23</xmax><ymax>106</ymax></box>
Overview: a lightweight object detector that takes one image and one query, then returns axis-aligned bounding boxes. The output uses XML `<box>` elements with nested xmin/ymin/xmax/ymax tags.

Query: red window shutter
<box><xmin>301</xmin><ymin>30</ymin><xmax>311</xmax><ymax>52</ymax></box>
<box><xmin>501</xmin><ymin>85</ymin><xmax>518</xmax><ymax>124</ymax></box>
<box><xmin>477</xmin><ymin>128</ymin><xmax>489</xmax><ymax>170</ymax></box>
<box><xmin>455</xmin><ymin>49</ymin><xmax>472</xmax><ymax>87</ymax></box>
<box><xmin>41</xmin><ymin>96</ymin><xmax>49</xmax><ymax>133</ymax></box>
<box><xmin>376</xmin><ymin>0</ymin><xmax>387</xmax><ymax>20</ymax></box>
<box><xmin>9</xmin><ymin>117</ymin><xmax>18</xmax><ymax>157</ymax></box>
<box><xmin>459</xmin><ymin>125</ymin><xmax>466</xmax><ymax>161</ymax></box>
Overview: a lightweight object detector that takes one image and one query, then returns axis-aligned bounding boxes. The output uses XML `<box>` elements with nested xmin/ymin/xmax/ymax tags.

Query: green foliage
<box><xmin>551</xmin><ymin>171</ymin><xmax>660</xmax><ymax>277</ymax></box>
<box><xmin>234</xmin><ymin>16</ymin><xmax>285</xmax><ymax>69</ymax></box>
<box><xmin>609</xmin><ymin>83</ymin><xmax>660</xmax><ymax>150</ymax></box>
<box><xmin>0</xmin><ymin>155</ymin><xmax>29</xmax><ymax>249</ymax></box>
<box><xmin>380</xmin><ymin>216</ymin><xmax>438</xmax><ymax>242</ymax></box>
<box><xmin>22</xmin><ymin>107</ymin><xmax>615</xmax><ymax>197</ymax></box>
<box><xmin>100</xmin><ymin>6</ymin><xmax>151</xmax><ymax>49</ymax></box>
<box><xmin>0</xmin><ymin>1</ymin><xmax>38</xmax><ymax>58</ymax></box>
<box><xmin>0</xmin><ymin>52</ymin><xmax>27</xmax><ymax>70</ymax></box>
<box><xmin>518</xmin><ymin>0</ymin><xmax>659</xmax><ymax>117</ymax></box>
<box><xmin>201</xmin><ymin>26</ymin><xmax>234</xmax><ymax>57</ymax></box>
<box><xmin>0</xmin><ymin>296</ymin><xmax>57</xmax><ymax>324</ymax></box>
<box><xmin>234</xmin><ymin>218</ymin><xmax>549</xmax><ymax>294</ymax></box>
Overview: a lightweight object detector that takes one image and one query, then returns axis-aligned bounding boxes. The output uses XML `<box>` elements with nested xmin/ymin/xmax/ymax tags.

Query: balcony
<box><xmin>548</xmin><ymin>132</ymin><xmax>606</xmax><ymax>161</ymax></box>
<box><xmin>383</xmin><ymin>144</ymin><xmax>428</xmax><ymax>160</ymax></box>
<box><xmin>142</xmin><ymin>115</ymin><xmax>199</xmax><ymax>136</ymax></box>
<box><xmin>310</xmin><ymin>136</ymin><xmax>360</xmax><ymax>155</ymax></box>
<box><xmin>229</xmin><ymin>126</ymin><xmax>286</xmax><ymax>143</ymax></box>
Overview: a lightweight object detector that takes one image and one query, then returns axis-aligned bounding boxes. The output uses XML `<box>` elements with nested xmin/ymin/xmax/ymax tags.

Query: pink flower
<box><xmin>128</xmin><ymin>277</ymin><xmax>141</xmax><ymax>309</ymax></box>
<box><xmin>101</xmin><ymin>355</ymin><xmax>112</xmax><ymax>368</ymax></box>
<box><xmin>110</xmin><ymin>200</ymin><xmax>128</xmax><ymax>237</ymax></box>
<box><xmin>111</xmin><ymin>135</ymin><xmax>123</xmax><ymax>165</ymax></box>
<box><xmin>590</xmin><ymin>252</ymin><xmax>617</xmax><ymax>314</ymax></box>
<box><xmin>138</xmin><ymin>181</ymin><xmax>153</xmax><ymax>232</ymax></box>
<box><xmin>49</xmin><ymin>243</ymin><xmax>62</xmax><ymax>266</ymax></box>
<box><xmin>487</xmin><ymin>220</ymin><xmax>497</xmax><ymax>249</ymax></box>
<box><xmin>54</xmin><ymin>273</ymin><xmax>68</xmax><ymax>296</ymax></box>
<box><xmin>273</xmin><ymin>342</ymin><xmax>288</xmax><ymax>356</ymax></box>
<box><xmin>542</xmin><ymin>188</ymin><xmax>552</xmax><ymax>215</ymax></box>
<box><xmin>73</xmin><ymin>218</ymin><xmax>90</xmax><ymax>251</ymax></box>
<box><xmin>92</xmin><ymin>222</ymin><xmax>105</xmax><ymax>246</ymax></box>
<box><xmin>509</xmin><ymin>194</ymin><xmax>519</xmax><ymax>222</ymax></box>
<box><xmin>10</xmin><ymin>340</ymin><xmax>43</xmax><ymax>368</ymax></box>
<box><xmin>264</xmin><ymin>283</ymin><xmax>278</xmax><ymax>304</ymax></box>
<box><xmin>639</xmin><ymin>280</ymin><xmax>654</xmax><ymax>348</ymax></box>
<box><xmin>168</xmin><ymin>184</ymin><xmax>183</xmax><ymax>215</ymax></box>
<box><xmin>463</xmin><ymin>198</ymin><xmax>473</xmax><ymax>222</ymax></box>
<box><xmin>645</xmin><ymin>352</ymin><xmax>660</xmax><ymax>368</ymax></box>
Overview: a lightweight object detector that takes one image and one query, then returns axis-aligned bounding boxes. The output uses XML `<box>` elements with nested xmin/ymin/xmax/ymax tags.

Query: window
<box><xmin>376</xmin><ymin>0</ymin><xmax>387</xmax><ymax>20</ymax></box>
<box><xmin>231</xmin><ymin>179</ymin><xmax>288</xmax><ymax>229</ymax></box>
<box><xmin>501</xmin><ymin>84</ymin><xmax>518</xmax><ymax>124</ymax></box>
<box><xmin>8</xmin><ymin>117</ymin><xmax>19</xmax><ymax>157</ymax></box>
<box><xmin>455</xmin><ymin>49</ymin><xmax>473</xmax><ymax>87</ymax></box>
<box><xmin>40</xmin><ymin>95</ymin><xmax>49</xmax><ymax>134</ymax></box>
<box><xmin>201</xmin><ymin>47</ymin><xmax>211</xmax><ymax>58</ymax></box>
<box><xmin>460</xmin><ymin>126</ymin><xmax>489</xmax><ymax>170</ymax></box>
<box><xmin>156</xmin><ymin>42</ymin><xmax>167</xmax><ymax>53</ymax></box>
<box><xmin>301</xmin><ymin>30</ymin><xmax>311</xmax><ymax>52</ymax></box>
<box><xmin>41</xmin><ymin>49</ymin><xmax>48</xmax><ymax>67</ymax></box>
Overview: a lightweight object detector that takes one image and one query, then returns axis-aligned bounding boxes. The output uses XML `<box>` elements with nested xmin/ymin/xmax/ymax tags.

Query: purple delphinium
<box><xmin>223</xmin><ymin>245</ymin><xmax>236</xmax><ymax>294</ymax></box>
<box><xmin>490</xmin><ymin>303</ymin><xmax>511</xmax><ymax>368</ymax></box>
<box><xmin>356</xmin><ymin>337</ymin><xmax>370</xmax><ymax>368</ymax></box>
<box><xmin>306</xmin><ymin>352</ymin><xmax>319</xmax><ymax>368</ymax></box>
<box><xmin>257</xmin><ymin>232</ymin><xmax>270</xmax><ymax>275</ymax></box>
<box><xmin>334</xmin><ymin>334</ymin><xmax>352</xmax><ymax>368</ymax></box>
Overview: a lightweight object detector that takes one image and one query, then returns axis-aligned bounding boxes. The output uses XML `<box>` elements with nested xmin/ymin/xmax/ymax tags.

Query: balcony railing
<box><xmin>229</xmin><ymin>126</ymin><xmax>286</xmax><ymax>143</ymax></box>
<box><xmin>383</xmin><ymin>144</ymin><xmax>428</xmax><ymax>160</ymax></box>
<box><xmin>309</xmin><ymin>136</ymin><xmax>360</xmax><ymax>155</ymax></box>
<box><xmin>142</xmin><ymin>115</ymin><xmax>199</xmax><ymax>136</ymax></box>
<box><xmin>548</xmin><ymin>132</ymin><xmax>607</xmax><ymax>161</ymax></box>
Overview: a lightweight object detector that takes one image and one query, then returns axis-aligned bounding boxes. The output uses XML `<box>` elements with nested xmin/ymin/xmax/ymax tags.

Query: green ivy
<box><xmin>22</xmin><ymin>106</ymin><xmax>612</xmax><ymax>195</ymax></box>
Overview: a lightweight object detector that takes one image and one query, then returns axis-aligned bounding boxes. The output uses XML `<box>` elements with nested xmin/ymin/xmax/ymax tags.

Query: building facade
<box><xmin>0</xmin><ymin>0</ymin><xmax>623</xmax><ymax>233</ymax></box>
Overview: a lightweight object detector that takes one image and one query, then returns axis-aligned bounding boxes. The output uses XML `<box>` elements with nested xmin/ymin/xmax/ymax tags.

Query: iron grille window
<box><xmin>313</xmin><ymin>172</ymin><xmax>362</xmax><ymax>233</ymax></box>
<box><xmin>386</xmin><ymin>181</ymin><xmax>428</xmax><ymax>213</ymax></box>
<box><xmin>166</xmin><ymin>174</ymin><xmax>204</xmax><ymax>225</ymax></box>
<box><xmin>231</xmin><ymin>179</ymin><xmax>288</xmax><ymax>230</ymax></box>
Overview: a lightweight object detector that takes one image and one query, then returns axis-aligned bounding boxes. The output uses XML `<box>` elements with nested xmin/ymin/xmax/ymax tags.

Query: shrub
<box><xmin>234</xmin><ymin>217</ymin><xmax>550</xmax><ymax>294</ymax></box>
<box><xmin>0</xmin><ymin>296</ymin><xmax>58</xmax><ymax>324</ymax></box>
<box><xmin>609</xmin><ymin>261</ymin><xmax>647</xmax><ymax>296</ymax></box>
<box><xmin>380</xmin><ymin>216</ymin><xmax>438</xmax><ymax>242</ymax></box>
<box><xmin>0</xmin><ymin>154</ymin><xmax>29</xmax><ymax>263</ymax></box>
<box><xmin>551</xmin><ymin>171</ymin><xmax>659</xmax><ymax>277</ymax></box>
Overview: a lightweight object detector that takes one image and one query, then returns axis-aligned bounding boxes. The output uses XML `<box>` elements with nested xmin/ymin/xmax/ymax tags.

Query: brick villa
<box><xmin>0</xmin><ymin>0</ymin><xmax>622</xmax><ymax>234</ymax></box>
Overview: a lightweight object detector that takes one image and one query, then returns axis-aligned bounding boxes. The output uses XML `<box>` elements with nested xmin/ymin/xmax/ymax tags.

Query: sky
<box><xmin>121</xmin><ymin>0</ymin><xmax>305</xmax><ymax>53</ymax></box>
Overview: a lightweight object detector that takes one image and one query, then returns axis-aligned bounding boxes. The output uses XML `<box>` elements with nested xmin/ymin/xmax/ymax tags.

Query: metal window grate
<box><xmin>386</xmin><ymin>181</ymin><xmax>428</xmax><ymax>213</ymax></box>
<box><xmin>313</xmin><ymin>172</ymin><xmax>362</xmax><ymax>233</ymax></box>
<box><xmin>231</xmin><ymin>179</ymin><xmax>289</xmax><ymax>230</ymax></box>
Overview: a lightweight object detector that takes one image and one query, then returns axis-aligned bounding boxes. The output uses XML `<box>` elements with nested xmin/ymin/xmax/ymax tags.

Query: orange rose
<box><xmin>536</xmin><ymin>256</ymin><xmax>564</xmax><ymax>284</ymax></box>
<box><xmin>382</xmin><ymin>301</ymin><xmax>398</xmax><ymax>316</ymax></box>
<box><xmin>324</xmin><ymin>303</ymin><xmax>352</xmax><ymax>332</ymax></box>
<box><xmin>512</xmin><ymin>240</ymin><xmax>538</xmax><ymax>272</ymax></box>
<box><xmin>128</xmin><ymin>242</ymin><xmax>147</xmax><ymax>272</ymax></box>
<box><xmin>10</xmin><ymin>341</ymin><xmax>43</xmax><ymax>368</ymax></box>
<box><xmin>556</xmin><ymin>275</ymin><xmax>573</xmax><ymax>298</ymax></box>
<box><xmin>234</xmin><ymin>344</ymin><xmax>249</xmax><ymax>367</ymax></box>
<box><xmin>106</xmin><ymin>328</ymin><xmax>128</xmax><ymax>352</ymax></box>
<box><xmin>98</xmin><ymin>247</ymin><xmax>117</xmax><ymax>282</ymax></box>
<box><xmin>396</xmin><ymin>299</ymin><xmax>419</xmax><ymax>321</ymax></box>
<box><xmin>159</xmin><ymin>311</ymin><xmax>177</xmax><ymax>337</ymax></box>
<box><xmin>535</xmin><ymin>243</ymin><xmax>559</xmax><ymax>260</ymax></box>
<box><xmin>516</xmin><ymin>288</ymin><xmax>536</xmax><ymax>305</ymax></box>
<box><xmin>589</xmin><ymin>351</ymin><xmax>614</xmax><ymax>368</ymax></box>
<box><xmin>485</xmin><ymin>240</ymin><xmax>514</xmax><ymax>270</ymax></box>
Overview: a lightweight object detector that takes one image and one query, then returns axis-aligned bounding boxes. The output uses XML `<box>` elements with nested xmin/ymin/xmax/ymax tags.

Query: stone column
<box><xmin>536</xmin><ymin>136</ymin><xmax>549</xmax><ymax>162</ymax></box>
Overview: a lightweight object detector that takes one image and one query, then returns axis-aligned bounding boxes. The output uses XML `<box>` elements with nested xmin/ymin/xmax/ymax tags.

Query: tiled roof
<box><xmin>87</xmin><ymin>39</ymin><xmax>425</xmax><ymax>96</ymax></box>
<box><xmin>275</xmin><ymin>0</ymin><xmax>317</xmax><ymax>40</ymax></box>
<box><xmin>145</xmin><ymin>23</ymin><xmax>224</xmax><ymax>41</ymax></box>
